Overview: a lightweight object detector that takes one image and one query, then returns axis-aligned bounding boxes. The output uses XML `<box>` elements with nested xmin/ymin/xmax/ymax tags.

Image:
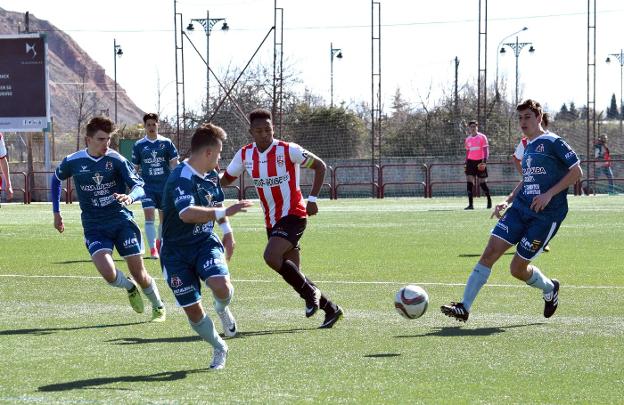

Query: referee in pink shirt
<box><xmin>464</xmin><ymin>120</ymin><xmax>492</xmax><ymax>210</ymax></box>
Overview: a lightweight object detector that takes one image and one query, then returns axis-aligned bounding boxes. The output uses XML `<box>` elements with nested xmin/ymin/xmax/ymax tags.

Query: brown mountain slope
<box><xmin>0</xmin><ymin>7</ymin><xmax>144</xmax><ymax>132</ymax></box>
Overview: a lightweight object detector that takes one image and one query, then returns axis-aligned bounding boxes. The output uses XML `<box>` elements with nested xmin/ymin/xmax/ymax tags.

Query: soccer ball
<box><xmin>394</xmin><ymin>285</ymin><xmax>429</xmax><ymax>319</ymax></box>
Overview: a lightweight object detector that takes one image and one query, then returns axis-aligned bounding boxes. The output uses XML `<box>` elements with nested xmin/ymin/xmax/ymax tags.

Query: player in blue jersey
<box><xmin>441</xmin><ymin>99</ymin><xmax>582</xmax><ymax>322</ymax></box>
<box><xmin>51</xmin><ymin>116</ymin><xmax>166</xmax><ymax>322</ymax></box>
<box><xmin>160</xmin><ymin>123</ymin><xmax>252</xmax><ymax>370</ymax></box>
<box><xmin>132</xmin><ymin>113</ymin><xmax>179</xmax><ymax>259</ymax></box>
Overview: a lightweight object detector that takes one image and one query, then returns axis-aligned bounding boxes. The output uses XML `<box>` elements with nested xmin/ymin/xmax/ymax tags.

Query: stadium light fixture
<box><xmin>606</xmin><ymin>50</ymin><xmax>624</xmax><ymax>136</ymax></box>
<box><xmin>495</xmin><ymin>27</ymin><xmax>529</xmax><ymax>100</ymax></box>
<box><xmin>188</xmin><ymin>11</ymin><xmax>228</xmax><ymax>110</ymax></box>
<box><xmin>501</xmin><ymin>36</ymin><xmax>534</xmax><ymax>106</ymax></box>
<box><xmin>113</xmin><ymin>39</ymin><xmax>123</xmax><ymax>124</ymax></box>
<box><xmin>330</xmin><ymin>43</ymin><xmax>343</xmax><ymax>107</ymax></box>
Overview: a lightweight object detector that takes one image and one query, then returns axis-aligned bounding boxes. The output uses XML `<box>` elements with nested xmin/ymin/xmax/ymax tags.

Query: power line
<box><xmin>31</xmin><ymin>8</ymin><xmax>624</xmax><ymax>33</ymax></box>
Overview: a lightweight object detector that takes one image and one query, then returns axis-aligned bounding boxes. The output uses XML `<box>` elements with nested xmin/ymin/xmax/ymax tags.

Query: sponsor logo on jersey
<box><xmin>253</xmin><ymin>173</ymin><xmax>290</xmax><ymax>188</ymax></box>
<box><xmin>175</xmin><ymin>187</ymin><xmax>185</xmax><ymax>195</ymax></box>
<box><xmin>92</xmin><ymin>172</ymin><xmax>103</xmax><ymax>185</ymax></box>
<box><xmin>522</xmin><ymin>167</ymin><xmax>546</xmax><ymax>175</ymax></box>
<box><xmin>170</xmin><ymin>276</ymin><xmax>183</xmax><ymax>288</ymax></box>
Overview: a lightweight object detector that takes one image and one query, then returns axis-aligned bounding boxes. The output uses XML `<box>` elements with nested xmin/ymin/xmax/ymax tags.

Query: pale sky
<box><xmin>3</xmin><ymin>0</ymin><xmax>624</xmax><ymax>118</ymax></box>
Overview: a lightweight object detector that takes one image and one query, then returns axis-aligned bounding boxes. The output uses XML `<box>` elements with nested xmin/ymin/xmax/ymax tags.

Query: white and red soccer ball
<box><xmin>394</xmin><ymin>285</ymin><xmax>429</xmax><ymax>319</ymax></box>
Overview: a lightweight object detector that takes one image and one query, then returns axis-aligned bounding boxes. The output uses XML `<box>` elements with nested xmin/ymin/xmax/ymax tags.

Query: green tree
<box><xmin>607</xmin><ymin>93</ymin><xmax>619</xmax><ymax>119</ymax></box>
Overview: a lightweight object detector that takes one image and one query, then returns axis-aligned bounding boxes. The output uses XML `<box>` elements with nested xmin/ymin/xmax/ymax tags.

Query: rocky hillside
<box><xmin>0</xmin><ymin>7</ymin><xmax>144</xmax><ymax>132</ymax></box>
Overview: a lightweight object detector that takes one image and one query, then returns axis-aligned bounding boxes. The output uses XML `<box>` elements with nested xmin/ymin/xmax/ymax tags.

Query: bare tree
<box><xmin>71</xmin><ymin>70</ymin><xmax>100</xmax><ymax>151</ymax></box>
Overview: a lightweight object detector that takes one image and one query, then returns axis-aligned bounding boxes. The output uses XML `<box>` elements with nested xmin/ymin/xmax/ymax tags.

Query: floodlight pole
<box><xmin>189</xmin><ymin>11</ymin><xmax>227</xmax><ymax>112</ymax></box>
<box><xmin>606</xmin><ymin>50</ymin><xmax>624</xmax><ymax>137</ymax></box>
<box><xmin>501</xmin><ymin>36</ymin><xmax>534</xmax><ymax>107</ymax></box>
<box><xmin>113</xmin><ymin>38</ymin><xmax>122</xmax><ymax>124</ymax></box>
<box><xmin>330</xmin><ymin>42</ymin><xmax>342</xmax><ymax>107</ymax></box>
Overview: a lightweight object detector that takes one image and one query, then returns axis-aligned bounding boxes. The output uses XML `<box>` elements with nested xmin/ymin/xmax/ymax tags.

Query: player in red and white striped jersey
<box><xmin>0</xmin><ymin>133</ymin><xmax>13</xmax><ymax>201</ymax></box>
<box><xmin>221</xmin><ymin>108</ymin><xmax>343</xmax><ymax>328</ymax></box>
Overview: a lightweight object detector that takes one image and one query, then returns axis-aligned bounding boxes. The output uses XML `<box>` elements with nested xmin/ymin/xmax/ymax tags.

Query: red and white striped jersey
<box><xmin>224</xmin><ymin>139</ymin><xmax>310</xmax><ymax>228</ymax></box>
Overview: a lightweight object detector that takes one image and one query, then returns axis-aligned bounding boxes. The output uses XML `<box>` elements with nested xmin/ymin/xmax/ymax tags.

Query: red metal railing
<box><xmin>427</xmin><ymin>161</ymin><xmax>519</xmax><ymax>198</ymax></box>
<box><xmin>574</xmin><ymin>159</ymin><xmax>623</xmax><ymax>195</ymax></box>
<box><xmin>379</xmin><ymin>163</ymin><xmax>428</xmax><ymax>198</ymax></box>
<box><xmin>332</xmin><ymin>164</ymin><xmax>380</xmax><ymax>199</ymax></box>
<box><xmin>25</xmin><ymin>171</ymin><xmax>70</xmax><ymax>204</ymax></box>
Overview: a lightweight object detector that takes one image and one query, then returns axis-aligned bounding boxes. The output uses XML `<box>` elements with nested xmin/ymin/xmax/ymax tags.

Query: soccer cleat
<box><xmin>319</xmin><ymin>306</ymin><xmax>344</xmax><ymax>329</ymax></box>
<box><xmin>127</xmin><ymin>279</ymin><xmax>145</xmax><ymax>314</ymax></box>
<box><xmin>543</xmin><ymin>279</ymin><xmax>560</xmax><ymax>318</ymax></box>
<box><xmin>151</xmin><ymin>306</ymin><xmax>166</xmax><ymax>322</ymax></box>
<box><xmin>216</xmin><ymin>307</ymin><xmax>238</xmax><ymax>337</ymax></box>
<box><xmin>440</xmin><ymin>302</ymin><xmax>469</xmax><ymax>322</ymax></box>
<box><xmin>149</xmin><ymin>247</ymin><xmax>160</xmax><ymax>259</ymax></box>
<box><xmin>210</xmin><ymin>344</ymin><xmax>229</xmax><ymax>370</ymax></box>
<box><xmin>464</xmin><ymin>205</ymin><xmax>474</xmax><ymax>210</ymax></box>
<box><xmin>304</xmin><ymin>286</ymin><xmax>322</xmax><ymax>318</ymax></box>
<box><xmin>543</xmin><ymin>244</ymin><xmax>551</xmax><ymax>252</ymax></box>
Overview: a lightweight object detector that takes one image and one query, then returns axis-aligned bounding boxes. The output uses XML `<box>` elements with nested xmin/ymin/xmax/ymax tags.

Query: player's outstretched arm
<box><xmin>179</xmin><ymin>200</ymin><xmax>253</xmax><ymax>224</ymax></box>
<box><xmin>113</xmin><ymin>186</ymin><xmax>145</xmax><ymax>206</ymax></box>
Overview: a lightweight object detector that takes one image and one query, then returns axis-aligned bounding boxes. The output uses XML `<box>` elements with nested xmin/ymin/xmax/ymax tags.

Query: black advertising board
<box><xmin>0</xmin><ymin>34</ymin><xmax>50</xmax><ymax>131</ymax></box>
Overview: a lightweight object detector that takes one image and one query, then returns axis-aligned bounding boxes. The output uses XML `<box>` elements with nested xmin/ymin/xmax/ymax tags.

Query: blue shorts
<box><xmin>84</xmin><ymin>219</ymin><xmax>144</xmax><ymax>257</ymax></box>
<box><xmin>141</xmin><ymin>189</ymin><xmax>163</xmax><ymax>210</ymax></box>
<box><xmin>160</xmin><ymin>234</ymin><xmax>229</xmax><ymax>307</ymax></box>
<box><xmin>491</xmin><ymin>205</ymin><xmax>563</xmax><ymax>261</ymax></box>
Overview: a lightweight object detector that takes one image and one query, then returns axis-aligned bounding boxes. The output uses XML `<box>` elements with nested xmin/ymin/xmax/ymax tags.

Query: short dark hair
<box><xmin>190</xmin><ymin>123</ymin><xmax>227</xmax><ymax>152</ymax></box>
<box><xmin>249</xmin><ymin>108</ymin><xmax>272</xmax><ymax>124</ymax></box>
<box><xmin>516</xmin><ymin>99</ymin><xmax>543</xmax><ymax>117</ymax></box>
<box><xmin>86</xmin><ymin>116</ymin><xmax>114</xmax><ymax>137</ymax></box>
<box><xmin>143</xmin><ymin>113</ymin><xmax>159</xmax><ymax>124</ymax></box>
<box><xmin>468</xmin><ymin>120</ymin><xmax>478</xmax><ymax>126</ymax></box>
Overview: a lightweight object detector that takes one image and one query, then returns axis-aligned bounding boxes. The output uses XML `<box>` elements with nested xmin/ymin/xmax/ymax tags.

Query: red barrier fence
<box><xmin>7</xmin><ymin>160</ymin><xmax>621</xmax><ymax>204</ymax></box>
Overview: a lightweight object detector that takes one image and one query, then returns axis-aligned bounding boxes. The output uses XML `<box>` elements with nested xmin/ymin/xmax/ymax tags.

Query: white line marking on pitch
<box><xmin>0</xmin><ymin>273</ymin><xmax>622</xmax><ymax>289</ymax></box>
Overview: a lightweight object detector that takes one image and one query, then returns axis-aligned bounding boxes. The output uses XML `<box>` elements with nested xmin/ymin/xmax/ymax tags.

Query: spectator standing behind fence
<box><xmin>0</xmin><ymin>132</ymin><xmax>13</xmax><ymax>202</ymax></box>
<box><xmin>464</xmin><ymin>120</ymin><xmax>492</xmax><ymax>210</ymax></box>
<box><xmin>594</xmin><ymin>135</ymin><xmax>615</xmax><ymax>195</ymax></box>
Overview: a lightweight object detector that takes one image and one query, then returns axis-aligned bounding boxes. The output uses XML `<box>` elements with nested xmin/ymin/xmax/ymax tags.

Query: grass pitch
<box><xmin>0</xmin><ymin>196</ymin><xmax>623</xmax><ymax>403</ymax></box>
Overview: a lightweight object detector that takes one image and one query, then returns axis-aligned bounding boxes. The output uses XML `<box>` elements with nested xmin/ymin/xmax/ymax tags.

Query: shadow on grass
<box><xmin>0</xmin><ymin>321</ymin><xmax>146</xmax><ymax>336</ymax></box>
<box><xmin>458</xmin><ymin>252</ymin><xmax>515</xmax><ymax>258</ymax></box>
<box><xmin>38</xmin><ymin>368</ymin><xmax>210</xmax><ymax>392</ymax></box>
<box><xmin>364</xmin><ymin>353</ymin><xmax>401</xmax><ymax>358</ymax></box>
<box><xmin>395</xmin><ymin>323</ymin><xmax>545</xmax><ymax>338</ymax></box>
<box><xmin>53</xmin><ymin>259</ymin><xmax>125</xmax><ymax>264</ymax></box>
<box><xmin>107</xmin><ymin>327</ymin><xmax>315</xmax><ymax>345</ymax></box>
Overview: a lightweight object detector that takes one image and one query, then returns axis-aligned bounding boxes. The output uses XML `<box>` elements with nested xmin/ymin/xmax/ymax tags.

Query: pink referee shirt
<box><xmin>465</xmin><ymin>132</ymin><xmax>488</xmax><ymax>160</ymax></box>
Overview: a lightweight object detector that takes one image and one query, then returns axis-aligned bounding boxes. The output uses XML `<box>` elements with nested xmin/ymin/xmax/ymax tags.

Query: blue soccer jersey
<box><xmin>513</xmin><ymin>132</ymin><xmax>580</xmax><ymax>218</ymax></box>
<box><xmin>161</xmin><ymin>162</ymin><xmax>224</xmax><ymax>246</ymax></box>
<box><xmin>55</xmin><ymin>149</ymin><xmax>144</xmax><ymax>226</ymax></box>
<box><xmin>131</xmin><ymin>135</ymin><xmax>178</xmax><ymax>193</ymax></box>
